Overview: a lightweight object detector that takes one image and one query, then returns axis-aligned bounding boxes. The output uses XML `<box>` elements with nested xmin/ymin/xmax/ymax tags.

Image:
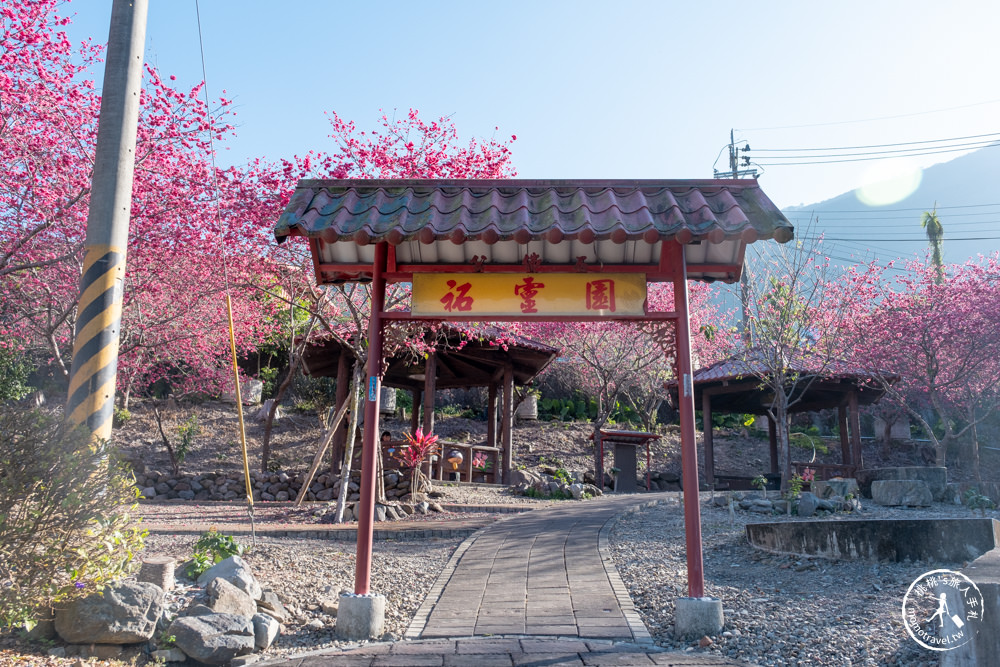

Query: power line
<box><xmin>751</xmin><ymin>131</ymin><xmax>1000</xmax><ymax>153</ymax></box>
<box><xmin>800</xmin><ymin>234</ymin><xmax>1000</xmax><ymax>242</ymax></box>
<box><xmin>755</xmin><ymin>141</ymin><xmax>1000</xmax><ymax>165</ymax></box>
<box><xmin>736</xmin><ymin>98</ymin><xmax>1000</xmax><ymax>132</ymax></box>
<box><xmin>784</xmin><ymin>202</ymin><xmax>1000</xmax><ymax>213</ymax></box>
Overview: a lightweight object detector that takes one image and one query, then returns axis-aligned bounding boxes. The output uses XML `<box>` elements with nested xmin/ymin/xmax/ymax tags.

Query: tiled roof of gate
<box><xmin>274</xmin><ymin>179</ymin><xmax>794</xmax><ymax>246</ymax></box>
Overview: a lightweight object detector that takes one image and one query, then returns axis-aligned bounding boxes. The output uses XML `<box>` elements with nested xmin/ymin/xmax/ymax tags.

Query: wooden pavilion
<box><xmin>301</xmin><ymin>324</ymin><xmax>558</xmax><ymax>483</ymax></box>
<box><xmin>274</xmin><ymin>178</ymin><xmax>794</xmax><ymax>601</ymax></box>
<box><xmin>667</xmin><ymin>348</ymin><xmax>897</xmax><ymax>484</ymax></box>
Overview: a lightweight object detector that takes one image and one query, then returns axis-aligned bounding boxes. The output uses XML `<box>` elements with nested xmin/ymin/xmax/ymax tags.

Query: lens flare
<box><xmin>856</xmin><ymin>161</ymin><xmax>923</xmax><ymax>206</ymax></box>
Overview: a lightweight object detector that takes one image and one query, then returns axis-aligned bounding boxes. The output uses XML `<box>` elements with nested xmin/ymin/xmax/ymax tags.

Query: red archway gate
<box><xmin>275</xmin><ymin>179</ymin><xmax>793</xmax><ymax>599</ymax></box>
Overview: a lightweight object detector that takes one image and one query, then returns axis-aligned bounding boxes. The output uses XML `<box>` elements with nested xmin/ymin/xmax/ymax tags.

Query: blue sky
<box><xmin>63</xmin><ymin>0</ymin><xmax>1000</xmax><ymax>211</ymax></box>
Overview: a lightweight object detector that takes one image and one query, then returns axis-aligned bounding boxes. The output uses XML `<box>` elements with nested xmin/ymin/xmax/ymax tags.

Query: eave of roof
<box><xmin>274</xmin><ymin>179</ymin><xmax>794</xmax><ymax>285</ymax></box>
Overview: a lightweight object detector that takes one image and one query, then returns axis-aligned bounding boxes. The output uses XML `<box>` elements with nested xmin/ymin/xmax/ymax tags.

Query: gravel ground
<box><xmin>132</xmin><ymin>486</ymin><xmax>548</xmax><ymax>662</ymax></box>
<box><xmin>609</xmin><ymin>493</ymin><xmax>991</xmax><ymax>666</ymax></box>
<box><xmin>142</xmin><ymin>532</ymin><xmax>461</xmax><ymax>660</ymax></box>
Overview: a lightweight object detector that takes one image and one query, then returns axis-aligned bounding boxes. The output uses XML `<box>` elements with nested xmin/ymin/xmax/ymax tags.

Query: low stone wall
<box><xmin>745</xmin><ymin>518</ymin><xmax>1000</xmax><ymax>562</ymax></box>
<box><xmin>133</xmin><ymin>468</ymin><xmax>421</xmax><ymax>503</ymax></box>
<box><xmin>940</xmin><ymin>549</ymin><xmax>1000</xmax><ymax>666</ymax></box>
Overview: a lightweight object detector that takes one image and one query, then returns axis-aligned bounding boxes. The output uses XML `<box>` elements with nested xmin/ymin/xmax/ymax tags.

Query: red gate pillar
<box><xmin>672</xmin><ymin>250</ymin><xmax>706</xmax><ymax>599</ymax></box>
<box><xmin>355</xmin><ymin>242</ymin><xmax>387</xmax><ymax>595</ymax></box>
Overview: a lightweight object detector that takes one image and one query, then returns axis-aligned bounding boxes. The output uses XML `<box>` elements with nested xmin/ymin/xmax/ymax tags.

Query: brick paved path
<box><xmin>257</xmin><ymin>494</ymin><xmax>751</xmax><ymax>666</ymax></box>
<box><xmin>408</xmin><ymin>494</ymin><xmax>664</xmax><ymax>641</ymax></box>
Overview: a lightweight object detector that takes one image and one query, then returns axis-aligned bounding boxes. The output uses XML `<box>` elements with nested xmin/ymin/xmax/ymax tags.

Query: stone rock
<box><xmin>416</xmin><ymin>501</ymin><xmax>430</xmax><ymax>515</ymax></box>
<box><xmin>772</xmin><ymin>499</ymin><xmax>790</xmax><ymax>514</ymax></box>
<box><xmin>374</xmin><ymin>504</ymin><xmax>386</xmax><ymax>521</ymax></box>
<box><xmin>152</xmin><ymin>648</ymin><xmax>188</xmax><ymax>662</ymax></box>
<box><xmin>582</xmin><ymin>483</ymin><xmax>603</xmax><ymax>497</ymax></box>
<box><xmin>872</xmin><ymin>479</ymin><xmax>932</xmax><ymax>506</ymax></box>
<box><xmin>509</xmin><ymin>469</ymin><xmax>542</xmax><ymax>486</ymax></box>
<box><xmin>141</xmin><ymin>486</ymin><xmax>157</xmax><ymax>499</ymax></box>
<box><xmin>569</xmin><ymin>483</ymin><xmax>584</xmax><ymax>500</ymax></box>
<box><xmin>257</xmin><ymin>590</ymin><xmax>289</xmax><ymax>623</ymax></box>
<box><xmin>24</xmin><ymin>617</ymin><xmax>56</xmax><ymax>640</ymax></box>
<box><xmin>251</xmin><ymin>613</ymin><xmax>280</xmax><ymax>649</ymax></box>
<box><xmin>197</xmin><ymin>555</ymin><xmax>262</xmax><ymax>601</ymax></box>
<box><xmin>54</xmin><ymin>580</ymin><xmax>163</xmax><ymax>644</ymax></box>
<box><xmin>797</xmin><ymin>492</ymin><xmax>820</xmax><ymax>517</ymax></box>
<box><xmin>428</xmin><ymin>502</ymin><xmax>445</xmax><ymax>513</ymax></box>
<box><xmin>858</xmin><ymin>467</ymin><xmax>948</xmax><ymax>501</ymax></box>
<box><xmin>167</xmin><ymin>613</ymin><xmax>255</xmax><ymax>665</ymax></box>
<box><xmin>812</xmin><ymin>478</ymin><xmax>860</xmax><ymax>500</ymax></box>
<box><xmin>320</xmin><ymin>597</ymin><xmax>339</xmax><ymax>616</ymax></box>
<box><xmin>182</xmin><ymin>603</ymin><xmax>216</xmax><ymax>617</ymax></box>
<box><xmin>47</xmin><ymin>647</ymin><xmax>66</xmax><ymax>658</ymax></box>
<box><xmin>206</xmin><ymin>577</ymin><xmax>258</xmax><ymax>618</ymax></box>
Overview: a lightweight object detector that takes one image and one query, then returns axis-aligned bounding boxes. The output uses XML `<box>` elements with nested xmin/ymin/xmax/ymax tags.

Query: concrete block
<box><xmin>673</xmin><ymin>597</ymin><xmax>724</xmax><ymax>640</ymax></box>
<box><xmin>812</xmin><ymin>478</ymin><xmax>859</xmax><ymax>500</ymax></box>
<box><xmin>336</xmin><ymin>593</ymin><xmax>385</xmax><ymax>641</ymax></box>
<box><xmin>857</xmin><ymin>467</ymin><xmax>948</xmax><ymax>500</ymax></box>
<box><xmin>872</xmin><ymin>479</ymin><xmax>932</xmax><ymax>507</ymax></box>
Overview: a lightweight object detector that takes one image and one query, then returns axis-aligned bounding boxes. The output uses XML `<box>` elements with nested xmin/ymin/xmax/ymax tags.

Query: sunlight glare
<box><xmin>855</xmin><ymin>161</ymin><xmax>923</xmax><ymax>206</ymax></box>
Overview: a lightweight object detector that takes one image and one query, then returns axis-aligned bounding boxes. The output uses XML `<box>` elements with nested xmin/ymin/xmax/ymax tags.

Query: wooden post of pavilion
<box><xmin>355</xmin><ymin>242</ymin><xmax>387</xmax><ymax>595</ymax></box>
<box><xmin>838</xmin><ymin>404</ymin><xmax>851</xmax><ymax>466</ymax></box>
<box><xmin>410</xmin><ymin>388</ymin><xmax>421</xmax><ymax>434</ymax></box>
<box><xmin>702</xmin><ymin>392</ymin><xmax>715</xmax><ymax>486</ymax></box>
<box><xmin>501</xmin><ymin>362</ymin><xmax>514</xmax><ymax>484</ymax></box>
<box><xmin>671</xmin><ymin>244</ymin><xmax>706</xmax><ymax>599</ymax></box>
<box><xmin>487</xmin><ymin>379</ymin><xmax>498</xmax><ymax>450</ymax></box>
<box><xmin>848</xmin><ymin>390</ymin><xmax>863</xmax><ymax>470</ymax></box>
<box><xmin>422</xmin><ymin>352</ymin><xmax>437</xmax><ymax>436</ymax></box>
<box><xmin>768</xmin><ymin>416</ymin><xmax>779</xmax><ymax>474</ymax></box>
<box><xmin>330</xmin><ymin>352</ymin><xmax>350</xmax><ymax>474</ymax></box>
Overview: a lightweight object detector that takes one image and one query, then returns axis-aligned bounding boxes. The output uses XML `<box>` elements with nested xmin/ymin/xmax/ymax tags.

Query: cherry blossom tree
<box><xmin>0</xmin><ymin>0</ymin><xmax>287</xmax><ymax>404</ymax></box>
<box><xmin>835</xmin><ymin>255</ymin><xmax>1000</xmax><ymax>479</ymax></box>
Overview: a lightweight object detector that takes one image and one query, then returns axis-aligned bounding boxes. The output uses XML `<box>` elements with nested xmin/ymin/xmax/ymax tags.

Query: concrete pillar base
<box><xmin>336</xmin><ymin>593</ymin><xmax>386</xmax><ymax>641</ymax></box>
<box><xmin>674</xmin><ymin>597</ymin><xmax>724</xmax><ymax>640</ymax></box>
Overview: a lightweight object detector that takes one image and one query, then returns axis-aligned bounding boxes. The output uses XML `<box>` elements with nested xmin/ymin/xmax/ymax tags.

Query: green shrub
<box><xmin>185</xmin><ymin>528</ymin><xmax>246</xmax><ymax>578</ymax></box>
<box><xmin>0</xmin><ymin>409</ymin><xmax>146</xmax><ymax>629</ymax></box>
<box><xmin>964</xmin><ymin>488</ymin><xmax>996</xmax><ymax>517</ymax></box>
<box><xmin>0</xmin><ymin>344</ymin><xmax>34</xmax><ymax>401</ymax></box>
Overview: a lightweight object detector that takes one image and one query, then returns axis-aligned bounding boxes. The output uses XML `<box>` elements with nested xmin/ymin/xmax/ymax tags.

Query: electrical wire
<box><xmin>737</xmin><ymin>98</ymin><xmax>1000</xmax><ymax>132</ymax></box>
<box><xmin>751</xmin><ymin>131</ymin><xmax>1000</xmax><ymax>153</ymax></box>
<box><xmin>755</xmin><ymin>141</ymin><xmax>1000</xmax><ymax>166</ymax></box>
<box><xmin>195</xmin><ymin>0</ymin><xmax>256</xmax><ymax>547</ymax></box>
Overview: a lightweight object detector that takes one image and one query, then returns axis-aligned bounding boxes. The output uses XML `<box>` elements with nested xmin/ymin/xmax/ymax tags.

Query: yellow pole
<box><xmin>226</xmin><ymin>294</ymin><xmax>256</xmax><ymax>543</ymax></box>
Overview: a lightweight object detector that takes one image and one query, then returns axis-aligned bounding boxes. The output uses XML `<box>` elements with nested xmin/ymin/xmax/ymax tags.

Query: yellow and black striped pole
<box><xmin>65</xmin><ymin>0</ymin><xmax>148</xmax><ymax>442</ymax></box>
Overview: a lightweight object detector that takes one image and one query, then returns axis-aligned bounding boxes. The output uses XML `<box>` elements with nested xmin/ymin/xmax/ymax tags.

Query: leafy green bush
<box><xmin>964</xmin><ymin>488</ymin><xmax>996</xmax><ymax>517</ymax></box>
<box><xmin>0</xmin><ymin>344</ymin><xmax>34</xmax><ymax>401</ymax></box>
<box><xmin>185</xmin><ymin>528</ymin><xmax>246</xmax><ymax>577</ymax></box>
<box><xmin>0</xmin><ymin>409</ymin><xmax>146</xmax><ymax>629</ymax></box>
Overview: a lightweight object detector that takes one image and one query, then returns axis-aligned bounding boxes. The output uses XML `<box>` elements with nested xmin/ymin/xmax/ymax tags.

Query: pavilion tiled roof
<box><xmin>274</xmin><ymin>179</ymin><xmax>794</xmax><ymax>246</ymax></box>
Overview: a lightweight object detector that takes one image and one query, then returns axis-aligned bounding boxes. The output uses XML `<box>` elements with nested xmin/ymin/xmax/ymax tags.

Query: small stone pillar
<box><xmin>674</xmin><ymin>596</ymin><xmax>724</xmax><ymax>640</ymax></box>
<box><xmin>138</xmin><ymin>556</ymin><xmax>176</xmax><ymax>591</ymax></box>
<box><xmin>336</xmin><ymin>593</ymin><xmax>385</xmax><ymax>640</ymax></box>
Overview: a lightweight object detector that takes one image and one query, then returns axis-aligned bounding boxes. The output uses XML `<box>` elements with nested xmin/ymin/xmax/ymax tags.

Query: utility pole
<box><xmin>714</xmin><ymin>130</ymin><xmax>757</xmax><ymax>344</ymax></box>
<box><xmin>65</xmin><ymin>0</ymin><xmax>148</xmax><ymax>441</ymax></box>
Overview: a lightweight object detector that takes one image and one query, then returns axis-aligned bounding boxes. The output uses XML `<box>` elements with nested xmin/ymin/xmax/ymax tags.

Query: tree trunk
<box><xmin>260</xmin><ymin>351</ymin><xmax>302</xmax><ymax>472</ymax></box>
<box><xmin>334</xmin><ymin>364</ymin><xmax>364</xmax><ymax>523</ymax></box>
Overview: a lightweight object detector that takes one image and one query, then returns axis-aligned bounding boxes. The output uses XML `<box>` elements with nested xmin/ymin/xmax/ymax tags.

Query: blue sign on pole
<box><xmin>368</xmin><ymin>377</ymin><xmax>377</xmax><ymax>402</ymax></box>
